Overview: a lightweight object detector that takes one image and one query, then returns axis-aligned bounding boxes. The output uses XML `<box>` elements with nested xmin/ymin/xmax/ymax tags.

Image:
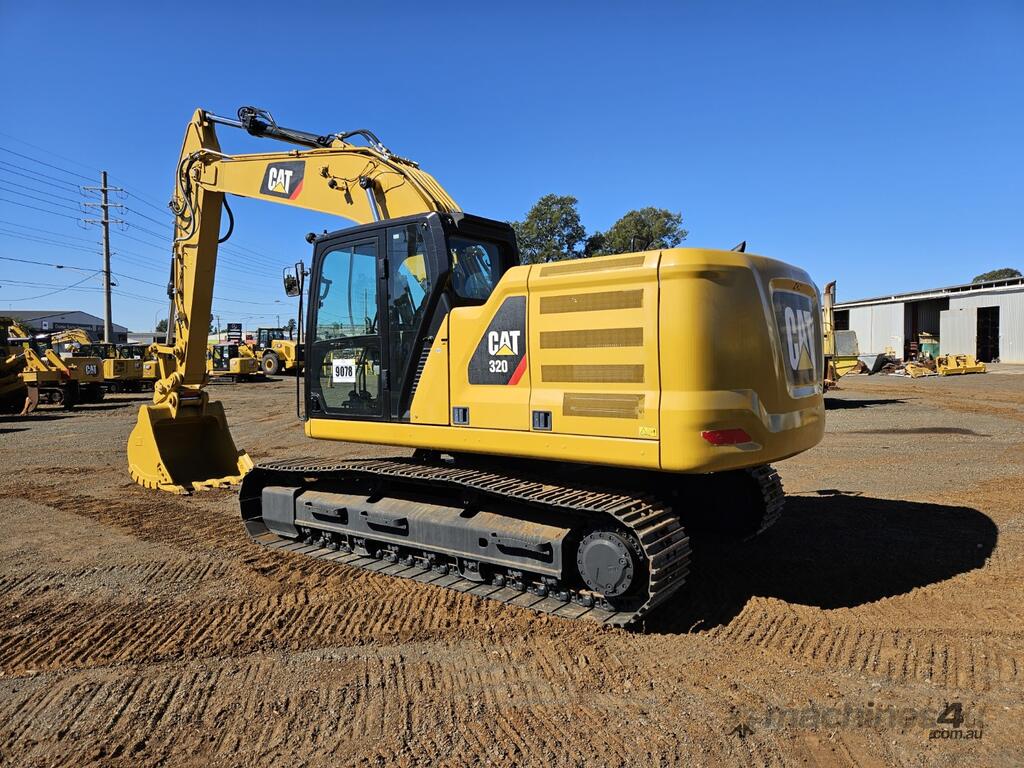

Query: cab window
<box><xmin>450</xmin><ymin>236</ymin><xmax>502</xmax><ymax>301</ymax></box>
<box><xmin>312</xmin><ymin>238</ymin><xmax>383</xmax><ymax>417</ymax></box>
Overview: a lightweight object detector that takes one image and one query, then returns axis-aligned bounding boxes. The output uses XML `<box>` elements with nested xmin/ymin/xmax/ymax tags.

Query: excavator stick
<box><xmin>128</xmin><ymin>397</ymin><xmax>253</xmax><ymax>494</ymax></box>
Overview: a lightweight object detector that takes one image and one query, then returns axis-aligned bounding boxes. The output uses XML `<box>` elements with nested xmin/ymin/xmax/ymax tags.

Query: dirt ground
<box><xmin>1</xmin><ymin>368</ymin><xmax>1021</xmax><ymax>767</ymax></box>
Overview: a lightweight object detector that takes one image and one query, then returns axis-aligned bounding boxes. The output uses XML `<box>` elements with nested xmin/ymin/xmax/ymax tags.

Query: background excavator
<box><xmin>129</xmin><ymin>107</ymin><xmax>825</xmax><ymax>624</ymax></box>
<box><xmin>5</xmin><ymin>323</ymin><xmax>104</xmax><ymax>411</ymax></box>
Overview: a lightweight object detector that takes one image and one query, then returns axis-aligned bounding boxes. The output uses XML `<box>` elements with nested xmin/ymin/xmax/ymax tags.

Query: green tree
<box><xmin>155</xmin><ymin>318</ymin><xmax>168</xmax><ymax>332</ymax></box>
<box><xmin>287</xmin><ymin>317</ymin><xmax>296</xmax><ymax>334</ymax></box>
<box><xmin>591</xmin><ymin>207</ymin><xmax>687</xmax><ymax>255</ymax></box>
<box><xmin>510</xmin><ymin>194</ymin><xmax>587</xmax><ymax>264</ymax></box>
<box><xmin>972</xmin><ymin>267</ymin><xmax>1021</xmax><ymax>283</ymax></box>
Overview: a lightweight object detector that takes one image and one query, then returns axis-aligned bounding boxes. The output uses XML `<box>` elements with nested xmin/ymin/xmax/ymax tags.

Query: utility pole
<box><xmin>83</xmin><ymin>173</ymin><xmax>124</xmax><ymax>342</ymax></box>
<box><xmin>100</xmin><ymin>172</ymin><xmax>113</xmax><ymax>343</ymax></box>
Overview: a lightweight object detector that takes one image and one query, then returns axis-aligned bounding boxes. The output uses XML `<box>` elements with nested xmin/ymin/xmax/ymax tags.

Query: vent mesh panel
<box><xmin>541</xmin><ymin>364</ymin><xmax>644</xmax><ymax>383</ymax></box>
<box><xmin>539</xmin><ymin>290</ymin><xmax>643</xmax><ymax>315</ymax></box>
<box><xmin>539</xmin><ymin>327</ymin><xmax>643</xmax><ymax>349</ymax></box>
<box><xmin>563</xmin><ymin>393</ymin><xmax>645</xmax><ymax>419</ymax></box>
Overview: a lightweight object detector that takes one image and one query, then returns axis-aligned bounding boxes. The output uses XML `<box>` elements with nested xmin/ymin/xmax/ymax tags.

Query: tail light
<box><xmin>701</xmin><ymin>428</ymin><xmax>752</xmax><ymax>446</ymax></box>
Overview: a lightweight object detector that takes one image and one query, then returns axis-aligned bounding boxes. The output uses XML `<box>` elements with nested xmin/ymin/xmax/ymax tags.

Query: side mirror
<box><xmin>283</xmin><ymin>266</ymin><xmax>302</xmax><ymax>297</ymax></box>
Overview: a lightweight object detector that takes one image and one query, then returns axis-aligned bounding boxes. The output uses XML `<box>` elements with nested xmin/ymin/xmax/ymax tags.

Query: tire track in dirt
<box><xmin>0</xmin><ymin>641</ymin><xmax>782</xmax><ymax>768</ymax></box>
<box><xmin>0</xmin><ymin>559</ymin><xmax>235</xmax><ymax>600</ymax></box>
<box><xmin>710</xmin><ymin>598</ymin><xmax>1024</xmax><ymax>692</ymax></box>
<box><xmin>0</xmin><ymin>572</ymin><xmax>565</xmax><ymax>677</ymax></box>
<box><xmin>3</xmin><ymin>483</ymin><xmax>414</xmax><ymax>598</ymax></box>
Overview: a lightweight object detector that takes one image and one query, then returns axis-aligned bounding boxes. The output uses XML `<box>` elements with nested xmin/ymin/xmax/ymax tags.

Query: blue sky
<box><xmin>1</xmin><ymin>1</ymin><xmax>1021</xmax><ymax>331</ymax></box>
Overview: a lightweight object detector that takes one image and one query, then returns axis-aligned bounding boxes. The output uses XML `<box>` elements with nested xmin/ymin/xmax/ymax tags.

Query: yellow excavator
<box><xmin>7</xmin><ymin>323</ymin><xmax>103</xmax><ymax>410</ymax></box>
<box><xmin>129</xmin><ymin>107</ymin><xmax>825</xmax><ymax>624</ymax></box>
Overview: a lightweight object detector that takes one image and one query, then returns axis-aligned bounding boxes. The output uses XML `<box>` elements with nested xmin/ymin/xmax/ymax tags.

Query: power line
<box><xmin>0</xmin><ymin>140</ymin><xmax>292</xmax><ymax>269</ymax></box>
<box><xmin>0</xmin><ymin>255</ymin><xmax>99</xmax><ymax>272</ymax></box>
<box><xmin>0</xmin><ymin>271</ymin><xmax>102</xmax><ymax>301</ymax></box>
<box><xmin>0</xmin><ymin>160</ymin><xmax>84</xmax><ymax>192</ymax></box>
<box><xmin>0</xmin><ymin>145</ymin><xmax>95</xmax><ymax>183</ymax></box>
<box><xmin>125</xmin><ymin>220</ymin><xmax>283</xmax><ymax>270</ymax></box>
<box><xmin>117</xmin><ymin>228</ymin><xmax>281</xmax><ymax>279</ymax></box>
<box><xmin>0</xmin><ymin>184</ymin><xmax>84</xmax><ymax>213</ymax></box>
<box><xmin>123</xmin><ymin>206</ymin><xmax>172</xmax><ymax>228</ymax></box>
<box><xmin>0</xmin><ymin>172</ymin><xmax>88</xmax><ymax>205</ymax></box>
<box><xmin>0</xmin><ymin>197</ymin><xmax>81</xmax><ymax>220</ymax></box>
<box><xmin>0</xmin><ymin>132</ymin><xmax>102</xmax><ymax>177</ymax></box>
<box><xmin>0</xmin><ymin>230</ymin><xmax>101</xmax><ymax>253</ymax></box>
<box><xmin>121</xmin><ymin>189</ymin><xmax>172</xmax><ymax>218</ymax></box>
<box><xmin>0</xmin><ymin>219</ymin><xmax>99</xmax><ymax>242</ymax></box>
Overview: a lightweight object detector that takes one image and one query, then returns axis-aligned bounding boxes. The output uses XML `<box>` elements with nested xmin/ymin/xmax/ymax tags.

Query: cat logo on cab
<box><xmin>469</xmin><ymin>296</ymin><xmax>527</xmax><ymax>385</ymax></box>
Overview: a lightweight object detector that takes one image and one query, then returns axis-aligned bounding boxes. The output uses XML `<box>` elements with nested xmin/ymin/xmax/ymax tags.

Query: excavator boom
<box><xmin>129</xmin><ymin>107</ymin><xmax>460</xmax><ymax>492</ymax></box>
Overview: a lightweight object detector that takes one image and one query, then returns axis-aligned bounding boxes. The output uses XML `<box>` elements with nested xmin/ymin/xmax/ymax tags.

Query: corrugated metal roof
<box><xmin>836</xmin><ymin>275</ymin><xmax>1024</xmax><ymax>308</ymax></box>
<box><xmin>5</xmin><ymin>309</ymin><xmax>128</xmax><ymax>332</ymax></box>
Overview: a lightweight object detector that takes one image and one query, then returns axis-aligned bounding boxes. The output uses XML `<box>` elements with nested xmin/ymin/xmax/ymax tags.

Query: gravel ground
<box><xmin>0</xmin><ymin>368</ymin><xmax>1021</xmax><ymax>767</ymax></box>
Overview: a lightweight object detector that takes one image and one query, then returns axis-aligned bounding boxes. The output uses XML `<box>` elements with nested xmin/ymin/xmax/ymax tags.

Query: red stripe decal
<box><xmin>508</xmin><ymin>355</ymin><xmax>528</xmax><ymax>385</ymax></box>
<box><xmin>289</xmin><ymin>179</ymin><xmax>304</xmax><ymax>199</ymax></box>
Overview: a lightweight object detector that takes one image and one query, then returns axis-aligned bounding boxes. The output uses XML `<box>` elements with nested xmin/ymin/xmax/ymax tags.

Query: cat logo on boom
<box><xmin>260</xmin><ymin>160</ymin><xmax>305</xmax><ymax>200</ymax></box>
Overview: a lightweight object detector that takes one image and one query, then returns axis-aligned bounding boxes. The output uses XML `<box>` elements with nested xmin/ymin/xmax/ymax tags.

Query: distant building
<box><xmin>834</xmin><ymin>275</ymin><xmax>1023</xmax><ymax>363</ymax></box>
<box><xmin>6</xmin><ymin>310</ymin><xmax>128</xmax><ymax>344</ymax></box>
<box><xmin>127</xmin><ymin>332</ymin><xmax>163</xmax><ymax>345</ymax></box>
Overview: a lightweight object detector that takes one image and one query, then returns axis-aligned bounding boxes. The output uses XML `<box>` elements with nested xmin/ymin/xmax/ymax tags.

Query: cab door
<box><xmin>307</xmin><ymin>231</ymin><xmax>390</xmax><ymax>421</ymax></box>
<box><xmin>383</xmin><ymin>220</ymin><xmax>451</xmax><ymax>421</ymax></box>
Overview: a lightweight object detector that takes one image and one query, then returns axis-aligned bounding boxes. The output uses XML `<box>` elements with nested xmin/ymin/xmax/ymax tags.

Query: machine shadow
<box><xmin>647</xmin><ymin>492</ymin><xmax>997</xmax><ymax>634</ymax></box>
<box><xmin>0</xmin><ymin>413</ymin><xmax>69</xmax><ymax>422</ymax></box>
<box><xmin>850</xmin><ymin>426</ymin><xmax>988</xmax><ymax>436</ymax></box>
<box><xmin>824</xmin><ymin>397</ymin><xmax>905</xmax><ymax>410</ymax></box>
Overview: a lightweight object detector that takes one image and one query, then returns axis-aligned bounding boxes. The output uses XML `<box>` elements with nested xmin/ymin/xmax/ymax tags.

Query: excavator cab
<box><xmin>303</xmin><ymin>212</ymin><xmax>517</xmax><ymax>422</ymax></box>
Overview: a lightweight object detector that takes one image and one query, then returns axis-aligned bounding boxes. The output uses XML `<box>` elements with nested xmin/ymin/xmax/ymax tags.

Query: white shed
<box><xmin>834</xmin><ymin>275</ymin><xmax>1023</xmax><ymax>363</ymax></box>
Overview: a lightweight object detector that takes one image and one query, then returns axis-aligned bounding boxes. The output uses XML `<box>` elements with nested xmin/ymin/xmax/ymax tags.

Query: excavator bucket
<box><xmin>128</xmin><ymin>399</ymin><xmax>253</xmax><ymax>494</ymax></box>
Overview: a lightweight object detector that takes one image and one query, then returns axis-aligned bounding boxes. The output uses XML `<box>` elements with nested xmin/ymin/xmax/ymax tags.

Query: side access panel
<box><xmin>527</xmin><ymin>253</ymin><xmax>661</xmax><ymax>442</ymax></box>
<box><xmin>447</xmin><ymin>265</ymin><xmax>532</xmax><ymax>431</ymax></box>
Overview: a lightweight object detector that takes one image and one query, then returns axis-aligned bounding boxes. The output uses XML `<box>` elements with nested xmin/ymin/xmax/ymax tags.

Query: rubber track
<box><xmin>240</xmin><ymin>457</ymin><xmax>692</xmax><ymax>626</ymax></box>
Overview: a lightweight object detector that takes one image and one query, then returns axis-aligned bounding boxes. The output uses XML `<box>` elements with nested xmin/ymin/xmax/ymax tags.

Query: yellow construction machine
<box><xmin>122</xmin><ymin>344</ymin><xmax>162</xmax><ymax>387</ymax></box>
<box><xmin>7</xmin><ymin>323</ymin><xmax>103</xmax><ymax>410</ymax></box>
<box><xmin>247</xmin><ymin>327</ymin><xmax>302</xmax><ymax>375</ymax></box>
<box><xmin>206</xmin><ymin>342</ymin><xmax>260</xmax><ymax>381</ymax></box>
<box><xmin>821</xmin><ymin>281</ymin><xmax>863</xmax><ymax>387</ymax></box>
<box><xmin>57</xmin><ymin>335</ymin><xmax>145</xmax><ymax>393</ymax></box>
<box><xmin>0</xmin><ymin>351</ymin><xmax>28</xmax><ymax>413</ymax></box>
<box><xmin>128</xmin><ymin>107</ymin><xmax>825</xmax><ymax>624</ymax></box>
<box><xmin>0</xmin><ymin>318</ymin><xmax>29</xmax><ymax>413</ymax></box>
